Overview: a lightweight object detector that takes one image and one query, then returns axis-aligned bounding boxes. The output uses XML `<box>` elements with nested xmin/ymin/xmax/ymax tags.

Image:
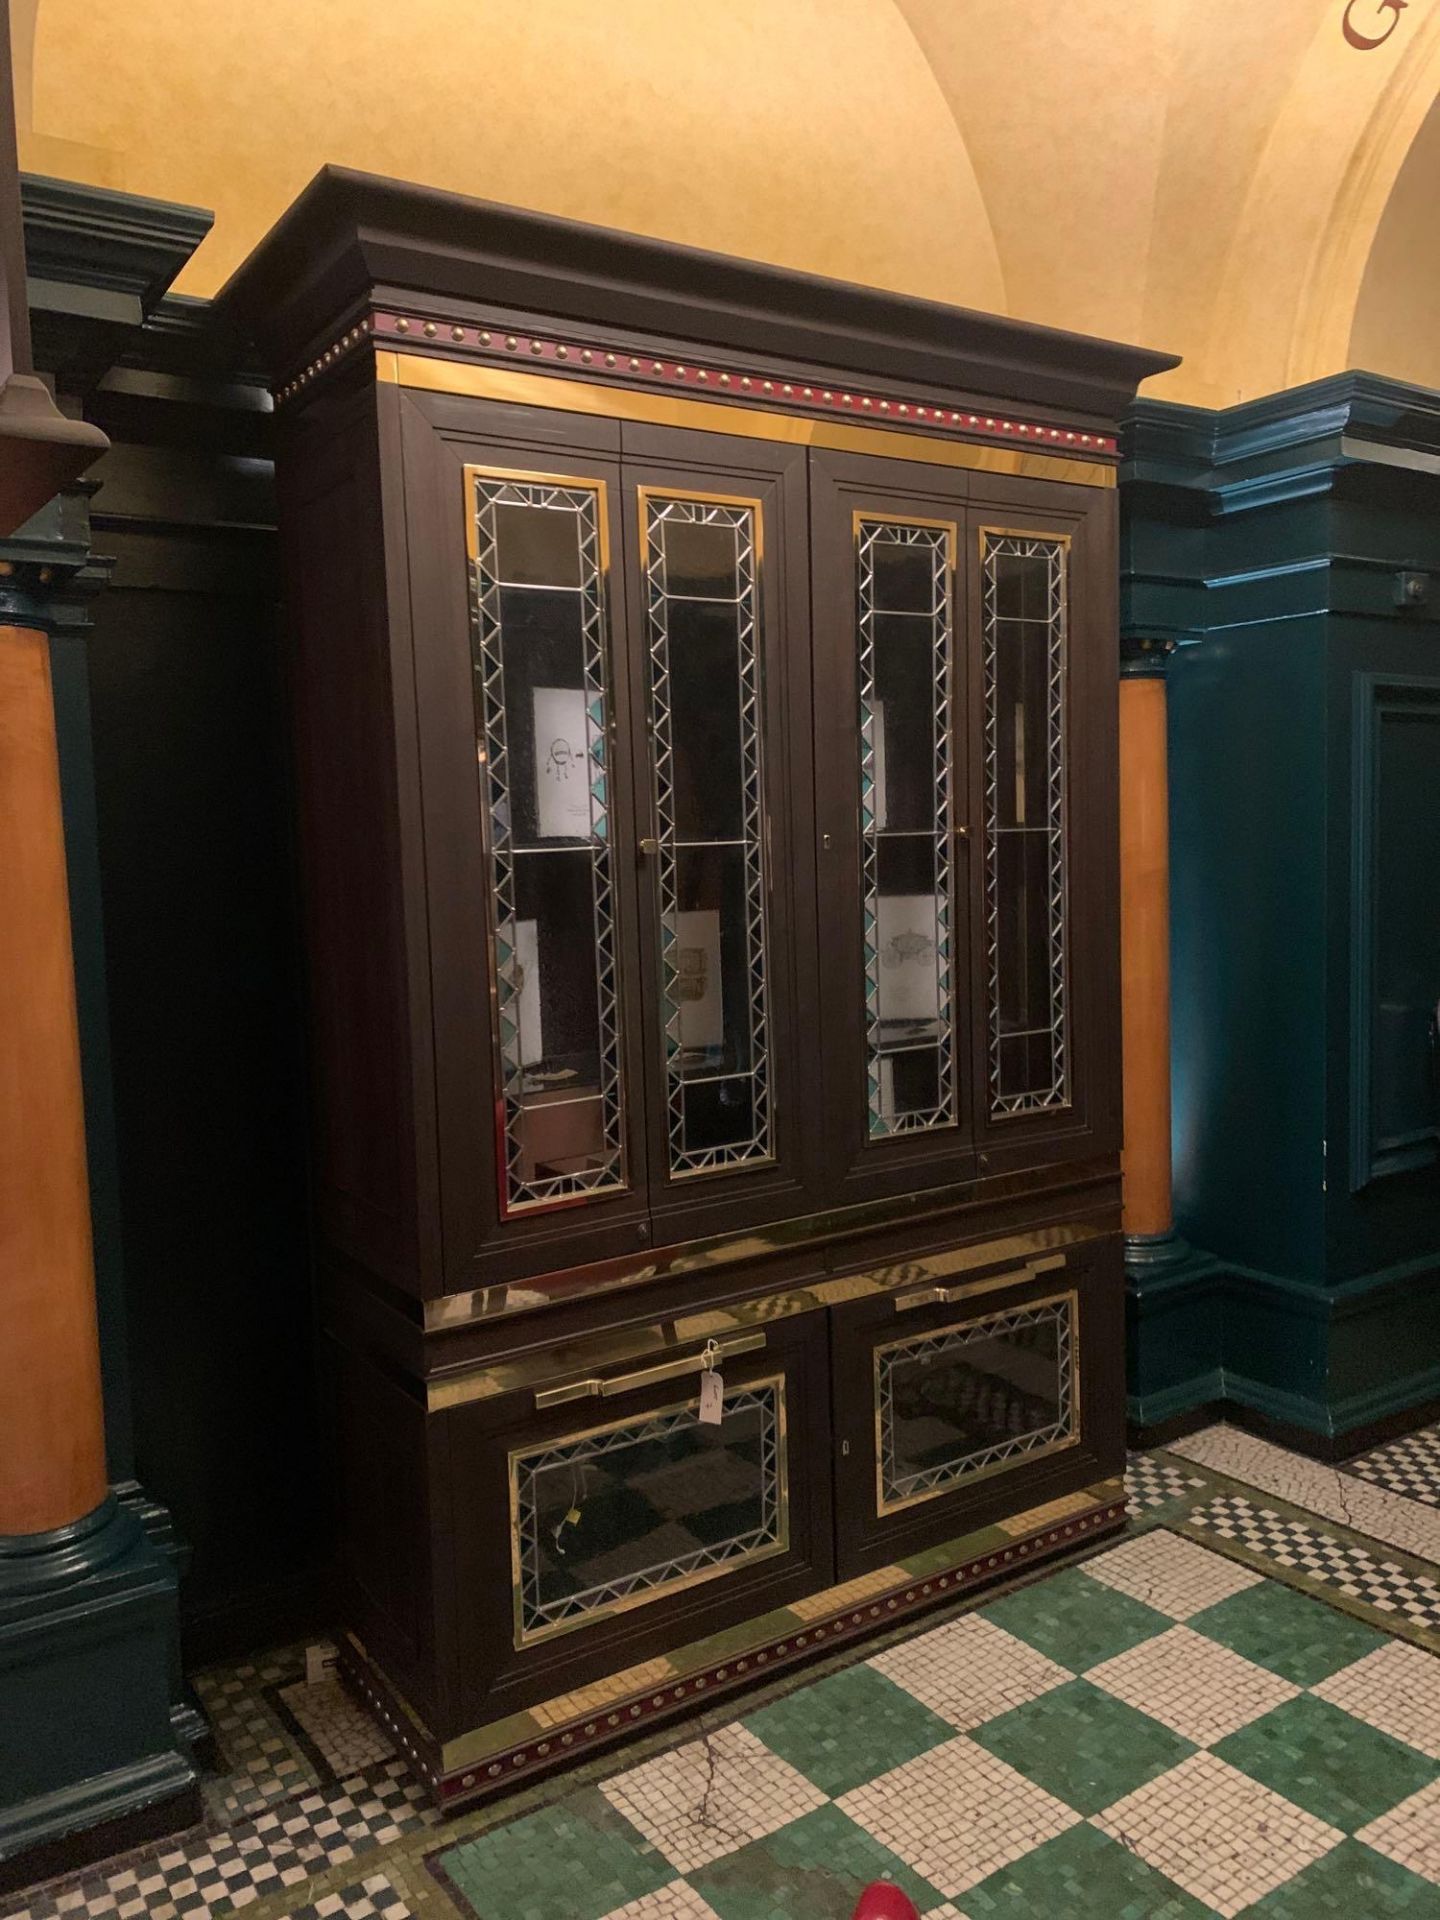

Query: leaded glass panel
<box><xmin>642</xmin><ymin>493</ymin><xmax>773</xmax><ymax>1176</ymax></box>
<box><xmin>510</xmin><ymin>1378</ymin><xmax>787</xmax><ymax>1644</ymax></box>
<box><xmin>467</xmin><ymin>470</ymin><xmax>626</xmax><ymax>1214</ymax></box>
<box><xmin>875</xmin><ymin>1294</ymin><xmax>1077</xmax><ymax>1513</ymax></box>
<box><xmin>856</xmin><ymin>516</ymin><xmax>958</xmax><ymax>1136</ymax></box>
<box><xmin>981</xmin><ymin>531</ymin><xmax>1071</xmax><ymax>1116</ymax></box>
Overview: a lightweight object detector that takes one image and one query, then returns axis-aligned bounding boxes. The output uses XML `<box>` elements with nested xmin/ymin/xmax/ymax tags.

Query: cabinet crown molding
<box><xmin>214</xmin><ymin>165</ymin><xmax>1177</xmax><ymax>425</ymax></box>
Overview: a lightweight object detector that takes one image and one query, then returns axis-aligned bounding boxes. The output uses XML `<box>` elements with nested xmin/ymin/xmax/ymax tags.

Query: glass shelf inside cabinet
<box><xmin>856</xmin><ymin>516</ymin><xmax>959</xmax><ymax>1137</ymax></box>
<box><xmin>468</xmin><ymin>470</ymin><xmax>627</xmax><ymax>1214</ymax></box>
<box><xmin>642</xmin><ymin>492</ymin><xmax>774</xmax><ymax>1177</ymax></box>
<box><xmin>979</xmin><ymin>531</ymin><xmax>1071</xmax><ymax>1118</ymax></box>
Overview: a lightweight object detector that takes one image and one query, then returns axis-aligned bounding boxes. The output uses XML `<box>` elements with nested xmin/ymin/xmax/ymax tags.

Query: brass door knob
<box><xmin>638</xmin><ymin>837</ymin><xmax>659</xmax><ymax>857</ymax></box>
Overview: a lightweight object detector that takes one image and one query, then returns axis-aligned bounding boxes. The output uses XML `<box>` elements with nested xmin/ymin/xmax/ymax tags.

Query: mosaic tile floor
<box><xmin>9</xmin><ymin>1421</ymin><xmax>1440</xmax><ymax>1920</ymax></box>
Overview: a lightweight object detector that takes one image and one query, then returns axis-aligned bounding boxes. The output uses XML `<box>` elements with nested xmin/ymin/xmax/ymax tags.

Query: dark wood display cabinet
<box><xmin>218</xmin><ymin>169</ymin><xmax>1174</xmax><ymax>1810</ymax></box>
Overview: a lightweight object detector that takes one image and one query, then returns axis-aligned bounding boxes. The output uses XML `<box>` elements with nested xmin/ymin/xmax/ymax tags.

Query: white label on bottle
<box><xmin>698</xmin><ymin>1368</ymin><xmax>724</xmax><ymax>1426</ymax></box>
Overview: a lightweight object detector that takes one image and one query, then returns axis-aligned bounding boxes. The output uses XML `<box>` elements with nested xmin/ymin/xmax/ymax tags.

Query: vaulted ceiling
<box><xmin>12</xmin><ymin>0</ymin><xmax>1440</xmax><ymax>402</ymax></box>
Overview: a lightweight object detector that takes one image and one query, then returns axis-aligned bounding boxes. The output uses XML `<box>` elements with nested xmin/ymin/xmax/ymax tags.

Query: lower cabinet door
<box><xmin>830</xmin><ymin>1232</ymin><xmax>1123</xmax><ymax>1578</ymax></box>
<box><xmin>445</xmin><ymin>1304</ymin><xmax>834</xmax><ymax>1729</ymax></box>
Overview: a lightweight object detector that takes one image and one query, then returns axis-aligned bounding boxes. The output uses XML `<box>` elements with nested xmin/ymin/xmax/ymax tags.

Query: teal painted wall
<box><xmin>1123</xmin><ymin>376</ymin><xmax>1440</xmax><ymax>1442</ymax></box>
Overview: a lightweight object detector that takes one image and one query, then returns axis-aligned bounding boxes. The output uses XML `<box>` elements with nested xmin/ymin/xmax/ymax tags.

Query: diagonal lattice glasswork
<box><xmin>467</xmin><ymin>469</ymin><xmax>627</xmax><ymax>1214</ymax></box>
<box><xmin>510</xmin><ymin>1379</ymin><xmax>787</xmax><ymax>1643</ymax></box>
<box><xmin>856</xmin><ymin>516</ymin><xmax>958</xmax><ymax>1136</ymax></box>
<box><xmin>875</xmin><ymin>1294</ymin><xmax>1077</xmax><ymax>1512</ymax></box>
<box><xmin>642</xmin><ymin>493</ymin><xmax>773</xmax><ymax>1176</ymax></box>
<box><xmin>980</xmin><ymin>531</ymin><xmax>1071</xmax><ymax>1116</ymax></box>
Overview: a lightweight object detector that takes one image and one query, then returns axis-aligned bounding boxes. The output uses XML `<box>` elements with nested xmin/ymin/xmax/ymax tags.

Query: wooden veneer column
<box><xmin>1119</xmin><ymin>663</ymin><xmax>1174</xmax><ymax>1241</ymax></box>
<box><xmin>0</xmin><ymin>620</ymin><xmax>109</xmax><ymax>1536</ymax></box>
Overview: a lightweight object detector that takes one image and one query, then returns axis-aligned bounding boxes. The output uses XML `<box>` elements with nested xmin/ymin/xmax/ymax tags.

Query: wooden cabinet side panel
<box><xmin>277</xmin><ymin>383</ymin><xmax>433</xmax><ymax>1290</ymax></box>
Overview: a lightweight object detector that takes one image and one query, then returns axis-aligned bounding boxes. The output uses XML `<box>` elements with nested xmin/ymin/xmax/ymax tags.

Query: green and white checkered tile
<box><xmin>429</xmin><ymin>1531</ymin><xmax>1440</xmax><ymax>1918</ymax></box>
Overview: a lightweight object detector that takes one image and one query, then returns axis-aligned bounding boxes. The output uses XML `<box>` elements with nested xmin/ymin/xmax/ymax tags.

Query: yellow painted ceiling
<box><xmin>13</xmin><ymin>0</ymin><xmax>1440</xmax><ymax>403</ymax></box>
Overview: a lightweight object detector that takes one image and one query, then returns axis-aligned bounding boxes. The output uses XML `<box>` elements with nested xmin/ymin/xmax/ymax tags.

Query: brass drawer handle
<box><xmin>894</xmin><ymin>1251</ymin><xmax>1067</xmax><ymax>1313</ymax></box>
<box><xmin>534</xmin><ymin>1331</ymin><xmax>766</xmax><ymax>1409</ymax></box>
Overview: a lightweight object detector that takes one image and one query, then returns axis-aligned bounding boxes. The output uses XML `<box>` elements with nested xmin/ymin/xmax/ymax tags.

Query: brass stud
<box><xmin>505</xmin><ymin>335</ymin><xmax>518</xmax><ymax>349</ymax></box>
<box><xmin>396</xmin><ymin>317</ymin><xmax>410</xmax><ymax>333</ymax></box>
<box><xmin>630</xmin><ymin>357</ymin><xmax>640</xmax><ymax>370</ymax></box>
<box><xmin>581</xmin><ymin>349</ymin><xmax>592</xmax><ymax>363</ymax></box>
<box><xmin>452</xmin><ymin>326</ymin><xmax>465</xmax><ymax>341</ymax></box>
<box><xmin>530</xmin><ymin>341</ymin><xmax>543</xmax><ymax>354</ymax></box>
<box><xmin>719</xmin><ymin>373</ymin><xmax>730</xmax><ymax>384</ymax></box>
<box><xmin>480</xmin><ymin>331</ymin><xmax>492</xmax><ymax>345</ymax></box>
<box><xmin>423</xmin><ymin>321</ymin><xmax>437</xmax><ymax>338</ymax></box>
<box><xmin>763</xmin><ymin>381</ymin><xmax>774</xmax><ymax>393</ymax></box>
<box><xmin>802</xmin><ymin>387</ymin><xmax>813</xmax><ymax>398</ymax></box>
<box><xmin>556</xmin><ymin>345</ymin><xmax>569</xmax><ymax>358</ymax></box>
<box><xmin>605</xmin><ymin>353</ymin><xmax>617</xmax><ymax>367</ymax></box>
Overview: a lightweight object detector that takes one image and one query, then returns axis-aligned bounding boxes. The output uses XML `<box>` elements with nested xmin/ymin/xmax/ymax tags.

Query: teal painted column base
<box><xmin>1127</xmin><ymin>1244</ymin><xmax>1440</xmax><ymax>1454</ymax></box>
<box><xmin>0</xmin><ymin>1496</ymin><xmax>200</xmax><ymax>1893</ymax></box>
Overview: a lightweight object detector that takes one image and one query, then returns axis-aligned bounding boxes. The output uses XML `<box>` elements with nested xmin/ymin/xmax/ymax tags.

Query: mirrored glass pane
<box><xmin>876</xmin><ymin>1295</ymin><xmax>1077</xmax><ymax>1511</ymax></box>
<box><xmin>858</xmin><ymin>518</ymin><xmax>958</xmax><ymax>1136</ymax></box>
<box><xmin>981</xmin><ymin>533</ymin><xmax>1070</xmax><ymax>1116</ymax></box>
<box><xmin>470</xmin><ymin>472</ymin><xmax>626</xmax><ymax>1212</ymax></box>
<box><xmin>645</xmin><ymin>495</ymin><xmax>773</xmax><ymax>1176</ymax></box>
<box><xmin>512</xmin><ymin>1378</ymin><xmax>787</xmax><ymax>1643</ymax></box>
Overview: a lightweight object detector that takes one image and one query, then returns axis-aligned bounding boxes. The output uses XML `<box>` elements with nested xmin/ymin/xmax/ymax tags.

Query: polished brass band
<box><xmin>424</xmin><ymin>1221</ymin><xmax>1104</xmax><ymax>1412</ymax></box>
<box><xmin>424</xmin><ymin>1168</ymin><xmax>1117</xmax><ymax>1332</ymax></box>
<box><xmin>376</xmin><ymin>352</ymin><xmax>1115</xmax><ymax>490</ymax></box>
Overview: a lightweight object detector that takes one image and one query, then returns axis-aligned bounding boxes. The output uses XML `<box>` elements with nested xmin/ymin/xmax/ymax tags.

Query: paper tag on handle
<box><xmin>698</xmin><ymin>1367</ymin><xmax>724</xmax><ymax>1426</ymax></box>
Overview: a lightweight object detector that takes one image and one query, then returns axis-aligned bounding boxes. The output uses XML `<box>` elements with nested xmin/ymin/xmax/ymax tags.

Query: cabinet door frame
<box><xmin>829</xmin><ymin>1235</ymin><xmax>1123</xmax><ymax>1579</ymax></box>
<box><xmin>400</xmin><ymin>388</ymin><xmax>654</xmax><ymax>1290</ymax></box>
<box><xmin>810</xmin><ymin>448</ymin><xmax>978</xmax><ymax>1206</ymax></box>
<box><xmin>443</xmin><ymin>1306</ymin><xmax>834</xmax><ymax>1728</ymax></box>
<box><xmin>964</xmin><ymin>483</ymin><xmax>1121</xmax><ymax>1177</ymax></box>
<box><xmin>618</xmin><ymin>423</ymin><xmax>823</xmax><ymax>1241</ymax></box>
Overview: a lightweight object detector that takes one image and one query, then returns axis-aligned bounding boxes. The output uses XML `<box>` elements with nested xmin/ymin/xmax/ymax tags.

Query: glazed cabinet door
<box><xmin>829</xmin><ymin>1230</ymin><xmax>1123</xmax><ymax>1578</ymax></box>
<box><xmin>964</xmin><ymin>488</ymin><xmax>1120</xmax><ymax>1176</ymax></box>
<box><xmin>619</xmin><ymin>426</ymin><xmax>820</xmax><ymax>1240</ymax></box>
<box><xmin>811</xmin><ymin>450</ymin><xmax>977</xmax><ymax>1205</ymax></box>
<box><xmin>400</xmin><ymin>388</ymin><xmax>654</xmax><ymax>1289</ymax></box>
<box><xmin>444</xmin><ymin>1302</ymin><xmax>833</xmax><ymax>1729</ymax></box>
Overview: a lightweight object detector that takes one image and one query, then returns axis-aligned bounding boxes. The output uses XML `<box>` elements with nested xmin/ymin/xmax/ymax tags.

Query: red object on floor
<box><xmin>849</xmin><ymin>1885</ymin><xmax>920</xmax><ymax>1920</ymax></box>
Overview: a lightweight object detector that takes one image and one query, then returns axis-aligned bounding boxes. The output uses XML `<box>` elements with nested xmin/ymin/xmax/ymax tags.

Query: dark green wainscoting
<box><xmin>1122</xmin><ymin>375</ymin><xmax>1440</xmax><ymax>1453</ymax></box>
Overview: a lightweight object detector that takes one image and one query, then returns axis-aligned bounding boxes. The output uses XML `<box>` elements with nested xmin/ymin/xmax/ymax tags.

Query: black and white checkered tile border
<box><xmin>1</xmin><ymin>1765</ymin><xmax>435</xmax><ymax>1920</ymax></box>
<box><xmin>279</xmin><ymin>1873</ymin><xmax>410</xmax><ymax>1920</ymax></box>
<box><xmin>1190</xmin><ymin>1492</ymin><xmax>1440</xmax><ymax>1629</ymax></box>
<box><xmin>1125</xmin><ymin>1454</ymin><xmax>1205</xmax><ymax>1515</ymax></box>
<box><xmin>1346</xmin><ymin>1426</ymin><xmax>1440</xmax><ymax>1511</ymax></box>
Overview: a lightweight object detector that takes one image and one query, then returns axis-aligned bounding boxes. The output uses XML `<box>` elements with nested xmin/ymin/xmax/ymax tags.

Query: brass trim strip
<box><xmin>894</xmin><ymin>1250</ymin><xmax>1067</xmax><ymax>1312</ymax></box>
<box><xmin>534</xmin><ymin>1331</ymin><xmax>767</xmax><ymax>1409</ymax></box>
<box><xmin>423</xmin><ymin>1196</ymin><xmax>1112</xmax><ymax>1332</ymax></box>
<box><xmin>426</xmin><ymin>1294</ymin><xmax>818</xmax><ymax>1412</ymax></box>
<box><xmin>376</xmin><ymin>352</ymin><xmax>1115</xmax><ymax>490</ymax></box>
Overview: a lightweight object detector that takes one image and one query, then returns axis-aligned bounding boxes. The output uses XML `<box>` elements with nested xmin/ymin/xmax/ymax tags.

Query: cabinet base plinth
<box><xmin>340</xmin><ymin>1475</ymin><xmax>1126</xmax><ymax>1813</ymax></box>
